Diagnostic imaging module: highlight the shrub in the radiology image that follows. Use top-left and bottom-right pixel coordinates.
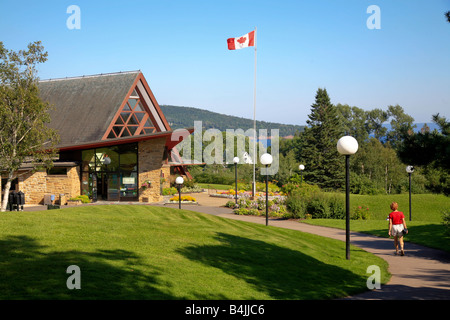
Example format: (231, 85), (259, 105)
(328, 195), (345, 219)
(234, 208), (249, 215)
(248, 208), (260, 216)
(225, 200), (236, 208)
(307, 195), (330, 219)
(351, 205), (370, 220)
(237, 198), (251, 208)
(70, 195), (91, 203)
(285, 194), (307, 219)
(162, 187), (178, 195)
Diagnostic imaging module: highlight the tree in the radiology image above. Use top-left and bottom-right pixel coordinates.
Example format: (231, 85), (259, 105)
(273, 149), (298, 186)
(351, 138), (406, 194)
(299, 88), (344, 189)
(445, 11), (450, 23)
(0, 41), (59, 212)
(386, 104), (415, 150)
(336, 104), (370, 143)
(365, 108), (388, 141)
(397, 114), (450, 194)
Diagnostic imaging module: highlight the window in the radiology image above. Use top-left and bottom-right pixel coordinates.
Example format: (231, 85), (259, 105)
(105, 88), (157, 139)
(81, 143), (138, 201)
(47, 167), (68, 175)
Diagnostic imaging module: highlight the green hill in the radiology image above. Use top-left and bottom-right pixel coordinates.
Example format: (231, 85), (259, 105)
(160, 105), (304, 137)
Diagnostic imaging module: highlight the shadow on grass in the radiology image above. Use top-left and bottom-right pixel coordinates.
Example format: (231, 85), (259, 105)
(0, 235), (174, 299)
(178, 232), (367, 300)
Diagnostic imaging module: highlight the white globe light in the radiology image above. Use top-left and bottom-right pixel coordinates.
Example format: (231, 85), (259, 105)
(175, 176), (184, 185)
(260, 153), (273, 165)
(299, 164), (305, 170)
(337, 136), (359, 155)
(406, 165), (414, 173)
(233, 157), (240, 164)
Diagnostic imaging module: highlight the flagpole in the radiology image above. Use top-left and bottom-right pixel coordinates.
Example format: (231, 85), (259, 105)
(252, 27), (257, 198)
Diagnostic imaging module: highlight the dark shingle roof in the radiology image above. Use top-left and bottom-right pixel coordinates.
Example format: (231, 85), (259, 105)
(38, 71), (139, 147)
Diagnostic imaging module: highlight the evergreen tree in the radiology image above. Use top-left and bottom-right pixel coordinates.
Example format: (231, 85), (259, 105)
(299, 88), (344, 189)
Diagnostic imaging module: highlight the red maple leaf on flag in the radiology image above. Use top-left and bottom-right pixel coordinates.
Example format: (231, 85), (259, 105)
(237, 36), (247, 44)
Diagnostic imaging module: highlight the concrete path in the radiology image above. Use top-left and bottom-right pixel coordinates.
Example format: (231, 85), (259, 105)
(163, 192), (450, 300)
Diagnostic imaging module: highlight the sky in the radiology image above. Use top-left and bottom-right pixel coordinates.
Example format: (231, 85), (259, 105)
(0, 0), (449, 126)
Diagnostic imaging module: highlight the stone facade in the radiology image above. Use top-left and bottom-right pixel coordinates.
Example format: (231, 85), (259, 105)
(18, 166), (81, 205)
(138, 138), (167, 203)
(14, 138), (171, 205)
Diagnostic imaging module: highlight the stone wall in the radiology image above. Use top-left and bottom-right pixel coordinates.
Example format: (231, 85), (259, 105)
(18, 171), (47, 204)
(18, 166), (81, 205)
(138, 138), (166, 203)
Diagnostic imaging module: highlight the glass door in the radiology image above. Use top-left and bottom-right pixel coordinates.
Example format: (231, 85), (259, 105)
(107, 173), (120, 201)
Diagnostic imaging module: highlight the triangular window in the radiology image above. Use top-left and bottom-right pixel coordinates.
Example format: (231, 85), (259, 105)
(104, 86), (160, 139)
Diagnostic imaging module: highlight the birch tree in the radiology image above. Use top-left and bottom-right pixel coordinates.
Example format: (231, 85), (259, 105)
(0, 41), (59, 212)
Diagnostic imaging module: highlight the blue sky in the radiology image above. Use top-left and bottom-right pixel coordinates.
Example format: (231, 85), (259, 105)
(1, 0), (449, 126)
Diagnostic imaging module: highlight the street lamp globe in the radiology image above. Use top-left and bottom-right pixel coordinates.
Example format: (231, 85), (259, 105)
(299, 164), (305, 170)
(406, 165), (414, 173)
(175, 176), (184, 185)
(233, 157), (240, 164)
(337, 136), (359, 155)
(260, 153), (273, 166)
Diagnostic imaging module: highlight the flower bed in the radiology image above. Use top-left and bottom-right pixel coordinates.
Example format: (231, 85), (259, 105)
(225, 196), (289, 218)
(167, 195), (198, 204)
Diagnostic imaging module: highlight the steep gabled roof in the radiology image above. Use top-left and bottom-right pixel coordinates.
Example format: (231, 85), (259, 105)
(38, 71), (171, 148)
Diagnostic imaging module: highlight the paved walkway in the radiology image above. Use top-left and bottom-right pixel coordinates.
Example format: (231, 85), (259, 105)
(162, 192), (450, 300)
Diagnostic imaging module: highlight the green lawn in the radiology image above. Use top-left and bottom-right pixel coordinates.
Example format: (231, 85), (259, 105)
(349, 193), (449, 222)
(0, 205), (389, 300)
(303, 193), (450, 252)
(197, 183), (232, 191)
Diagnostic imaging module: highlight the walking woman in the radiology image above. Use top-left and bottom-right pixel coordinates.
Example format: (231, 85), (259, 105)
(388, 202), (408, 256)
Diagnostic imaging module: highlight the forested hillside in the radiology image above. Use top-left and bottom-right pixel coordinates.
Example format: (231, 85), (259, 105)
(160, 105), (304, 137)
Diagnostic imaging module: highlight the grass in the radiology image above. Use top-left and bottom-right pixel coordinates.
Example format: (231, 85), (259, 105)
(197, 183), (232, 191)
(349, 193), (449, 222)
(0, 205), (389, 300)
(302, 193), (450, 252)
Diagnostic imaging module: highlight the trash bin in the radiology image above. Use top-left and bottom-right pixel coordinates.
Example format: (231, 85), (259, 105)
(17, 191), (25, 211)
(8, 191), (16, 211)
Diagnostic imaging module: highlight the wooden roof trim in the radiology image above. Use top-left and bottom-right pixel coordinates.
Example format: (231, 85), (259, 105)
(101, 72), (141, 140)
(59, 130), (174, 152)
(137, 73), (172, 131)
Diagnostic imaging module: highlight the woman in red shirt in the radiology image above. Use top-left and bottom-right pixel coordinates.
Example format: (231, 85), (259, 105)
(388, 202), (408, 256)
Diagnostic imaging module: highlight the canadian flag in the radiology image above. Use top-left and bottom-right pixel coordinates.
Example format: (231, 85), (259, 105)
(227, 30), (255, 50)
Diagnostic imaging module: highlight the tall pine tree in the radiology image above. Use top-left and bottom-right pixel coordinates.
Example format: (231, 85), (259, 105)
(299, 88), (344, 189)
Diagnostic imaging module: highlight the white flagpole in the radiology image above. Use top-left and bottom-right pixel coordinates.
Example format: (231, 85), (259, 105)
(252, 27), (257, 197)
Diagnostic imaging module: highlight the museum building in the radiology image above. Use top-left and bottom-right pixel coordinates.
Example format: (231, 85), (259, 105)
(12, 71), (192, 205)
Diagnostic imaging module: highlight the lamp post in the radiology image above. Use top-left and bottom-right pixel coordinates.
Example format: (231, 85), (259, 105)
(406, 165), (414, 221)
(175, 176), (184, 210)
(260, 153), (273, 226)
(233, 157), (240, 205)
(337, 136), (359, 260)
(299, 164), (305, 184)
